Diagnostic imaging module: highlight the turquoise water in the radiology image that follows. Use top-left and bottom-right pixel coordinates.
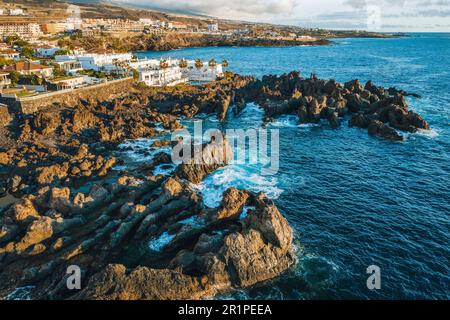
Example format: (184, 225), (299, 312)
(135, 33), (450, 299)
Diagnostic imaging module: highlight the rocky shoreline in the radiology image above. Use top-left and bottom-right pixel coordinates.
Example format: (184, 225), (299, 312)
(0, 72), (429, 300)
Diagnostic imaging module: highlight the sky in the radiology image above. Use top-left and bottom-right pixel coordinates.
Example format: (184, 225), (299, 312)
(115, 0), (450, 32)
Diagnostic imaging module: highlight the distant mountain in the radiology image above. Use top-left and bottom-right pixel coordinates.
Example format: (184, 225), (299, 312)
(60, 0), (209, 18)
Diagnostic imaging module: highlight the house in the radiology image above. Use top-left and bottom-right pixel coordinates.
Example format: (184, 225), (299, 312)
(0, 72), (11, 88)
(4, 61), (53, 78)
(9, 8), (25, 16)
(139, 18), (154, 25)
(137, 59), (187, 87)
(128, 58), (160, 70)
(170, 22), (188, 30)
(208, 23), (219, 32)
(48, 76), (86, 90)
(35, 46), (61, 57)
(0, 49), (20, 60)
(56, 60), (83, 75)
(182, 60), (223, 82)
(55, 53), (133, 72)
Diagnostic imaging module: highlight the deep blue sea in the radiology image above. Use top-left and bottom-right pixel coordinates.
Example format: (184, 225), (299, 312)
(135, 33), (450, 300)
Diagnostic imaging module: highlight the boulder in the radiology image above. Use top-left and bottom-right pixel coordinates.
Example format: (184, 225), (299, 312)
(368, 120), (403, 141)
(212, 188), (250, 220)
(15, 217), (54, 253)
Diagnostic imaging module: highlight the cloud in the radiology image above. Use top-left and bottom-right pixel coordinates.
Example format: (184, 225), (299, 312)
(113, 0), (450, 31)
(118, 0), (299, 20)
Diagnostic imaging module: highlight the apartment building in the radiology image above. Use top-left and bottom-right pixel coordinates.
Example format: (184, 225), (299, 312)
(0, 23), (42, 38)
(55, 53), (133, 72)
(182, 60), (224, 82)
(137, 59), (187, 87)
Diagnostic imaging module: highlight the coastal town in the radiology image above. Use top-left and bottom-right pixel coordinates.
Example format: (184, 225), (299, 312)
(0, 6), (230, 100)
(0, 0), (439, 304)
(0, 0), (345, 114)
(0, 0), (401, 116)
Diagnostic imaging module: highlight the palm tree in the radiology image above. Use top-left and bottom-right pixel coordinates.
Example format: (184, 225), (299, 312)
(160, 59), (169, 69)
(208, 59), (217, 67)
(160, 59), (169, 85)
(208, 59), (218, 81)
(195, 59), (203, 70)
(178, 59), (188, 69)
(112, 58), (119, 73)
(222, 59), (229, 67)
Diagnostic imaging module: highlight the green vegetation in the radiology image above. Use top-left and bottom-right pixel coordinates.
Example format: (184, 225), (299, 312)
(16, 90), (36, 98)
(5, 36), (35, 59)
(0, 57), (14, 68)
(78, 69), (108, 79)
(9, 71), (20, 86)
(50, 62), (67, 78)
(132, 68), (139, 81)
(4, 35), (20, 45)
(53, 49), (70, 56)
(19, 74), (43, 85)
(52, 75), (80, 81)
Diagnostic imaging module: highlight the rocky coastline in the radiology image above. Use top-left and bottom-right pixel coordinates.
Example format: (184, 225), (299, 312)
(0, 71), (429, 300)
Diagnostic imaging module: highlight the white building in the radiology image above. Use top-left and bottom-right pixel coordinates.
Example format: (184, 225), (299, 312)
(49, 76), (86, 90)
(136, 59), (187, 87)
(55, 53), (133, 72)
(208, 23), (219, 32)
(135, 58), (224, 86)
(129, 58), (160, 70)
(0, 72), (11, 88)
(56, 60), (83, 75)
(139, 18), (154, 26)
(182, 60), (224, 82)
(9, 8), (25, 16)
(36, 46), (61, 57)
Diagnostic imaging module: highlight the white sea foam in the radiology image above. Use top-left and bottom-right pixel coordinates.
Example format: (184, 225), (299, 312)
(269, 115), (299, 128)
(403, 128), (440, 140)
(268, 115), (320, 129)
(148, 232), (175, 252)
(416, 128), (439, 138)
(195, 166), (283, 208)
(117, 138), (171, 165)
(5, 286), (35, 300)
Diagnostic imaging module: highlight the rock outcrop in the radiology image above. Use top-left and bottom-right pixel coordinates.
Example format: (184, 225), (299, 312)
(234, 72), (429, 141)
(0, 70), (431, 301)
(0, 172), (294, 300)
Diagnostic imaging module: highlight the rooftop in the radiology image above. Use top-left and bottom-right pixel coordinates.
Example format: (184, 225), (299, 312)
(4, 61), (52, 72)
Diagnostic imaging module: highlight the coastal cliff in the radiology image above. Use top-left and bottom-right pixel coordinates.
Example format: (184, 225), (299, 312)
(0, 72), (429, 300)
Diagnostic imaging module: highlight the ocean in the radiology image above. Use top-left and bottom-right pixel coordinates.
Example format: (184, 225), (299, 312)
(134, 33), (450, 299)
